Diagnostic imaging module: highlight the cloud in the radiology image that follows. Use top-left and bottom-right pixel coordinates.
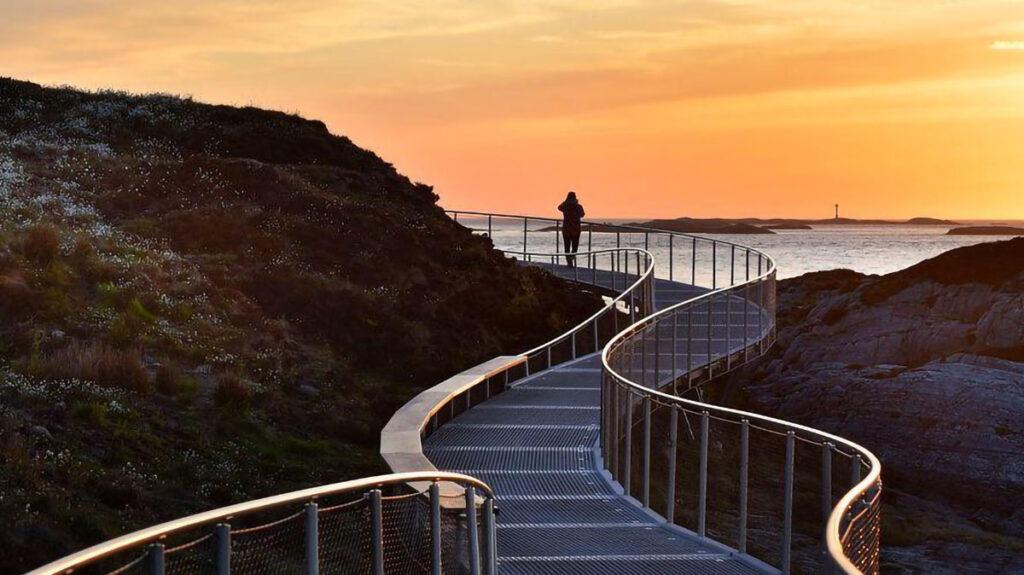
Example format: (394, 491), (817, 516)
(991, 40), (1024, 51)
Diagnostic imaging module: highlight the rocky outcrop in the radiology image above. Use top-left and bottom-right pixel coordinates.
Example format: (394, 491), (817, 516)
(947, 226), (1024, 236)
(741, 239), (1024, 573)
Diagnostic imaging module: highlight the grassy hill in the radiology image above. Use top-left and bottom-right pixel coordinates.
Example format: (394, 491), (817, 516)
(0, 78), (598, 571)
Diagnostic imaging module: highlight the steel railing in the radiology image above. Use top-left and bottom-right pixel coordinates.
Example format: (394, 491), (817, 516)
(24, 472), (498, 575)
(448, 210), (882, 574)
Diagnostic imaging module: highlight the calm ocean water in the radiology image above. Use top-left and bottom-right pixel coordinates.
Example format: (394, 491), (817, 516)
(464, 216), (1022, 280)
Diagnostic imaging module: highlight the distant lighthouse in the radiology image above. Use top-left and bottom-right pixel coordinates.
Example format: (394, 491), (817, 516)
(834, 203), (839, 220)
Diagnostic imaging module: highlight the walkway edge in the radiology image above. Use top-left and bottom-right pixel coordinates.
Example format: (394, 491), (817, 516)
(381, 355), (525, 495)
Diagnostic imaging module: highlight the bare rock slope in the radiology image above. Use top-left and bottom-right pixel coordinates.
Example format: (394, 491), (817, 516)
(742, 239), (1024, 574)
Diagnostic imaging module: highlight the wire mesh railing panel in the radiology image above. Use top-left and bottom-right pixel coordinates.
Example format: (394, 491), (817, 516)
(380, 492), (433, 575)
(230, 510), (306, 575)
(703, 415), (744, 550)
(319, 498), (372, 574)
(437, 491), (483, 575)
(165, 534), (217, 575)
(103, 553), (148, 575)
(667, 407), (703, 534)
(739, 426), (788, 568)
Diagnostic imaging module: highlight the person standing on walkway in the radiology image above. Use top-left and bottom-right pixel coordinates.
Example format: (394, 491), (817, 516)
(557, 191), (585, 267)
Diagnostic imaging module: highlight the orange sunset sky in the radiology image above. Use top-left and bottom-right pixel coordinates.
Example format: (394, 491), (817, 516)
(2, 1), (1023, 219)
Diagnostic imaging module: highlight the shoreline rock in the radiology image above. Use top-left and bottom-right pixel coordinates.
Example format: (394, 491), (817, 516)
(947, 226), (1024, 236)
(739, 239), (1024, 573)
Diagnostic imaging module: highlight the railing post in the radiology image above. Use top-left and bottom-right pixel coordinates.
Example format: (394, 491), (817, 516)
(731, 245), (735, 286)
(522, 217), (528, 254)
(707, 294), (714, 379)
(600, 371), (608, 462)
(822, 442), (834, 572)
(671, 311), (679, 387)
(487, 214), (493, 238)
(669, 234), (674, 281)
(216, 523), (231, 575)
(782, 432), (795, 575)
(666, 406), (678, 523)
(686, 305), (694, 378)
(571, 332), (577, 359)
(640, 323), (648, 386)
(654, 318), (661, 388)
(612, 383), (621, 476)
(370, 489), (385, 575)
(698, 411), (709, 538)
(147, 543), (165, 575)
(465, 487), (481, 575)
(739, 419), (749, 554)
(744, 281), (750, 362)
(642, 396), (652, 508)
(758, 273), (764, 343)
(629, 291), (635, 325)
(691, 237), (697, 285)
(431, 483), (443, 575)
(484, 497), (498, 575)
(611, 252), (617, 292)
(555, 220), (561, 255)
(726, 290), (732, 370)
(306, 502), (319, 575)
(851, 454), (862, 486)
(712, 242), (717, 289)
(624, 391), (633, 496)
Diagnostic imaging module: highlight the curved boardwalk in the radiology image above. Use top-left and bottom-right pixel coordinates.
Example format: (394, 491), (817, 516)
(425, 267), (768, 575)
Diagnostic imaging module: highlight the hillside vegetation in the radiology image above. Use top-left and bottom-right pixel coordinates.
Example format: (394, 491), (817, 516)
(0, 78), (598, 571)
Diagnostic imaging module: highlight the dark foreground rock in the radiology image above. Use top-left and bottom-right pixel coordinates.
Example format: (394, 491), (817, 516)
(740, 239), (1024, 574)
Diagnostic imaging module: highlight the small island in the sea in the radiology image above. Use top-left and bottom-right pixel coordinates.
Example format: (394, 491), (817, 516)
(947, 226), (1024, 236)
(540, 216), (960, 234)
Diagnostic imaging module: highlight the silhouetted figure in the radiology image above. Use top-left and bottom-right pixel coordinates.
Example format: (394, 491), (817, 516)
(558, 191), (585, 267)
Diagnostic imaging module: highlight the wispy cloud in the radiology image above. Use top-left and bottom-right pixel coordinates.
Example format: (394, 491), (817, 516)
(991, 40), (1024, 50)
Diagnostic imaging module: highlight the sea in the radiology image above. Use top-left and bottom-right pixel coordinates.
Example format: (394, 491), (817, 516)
(463, 216), (1023, 280)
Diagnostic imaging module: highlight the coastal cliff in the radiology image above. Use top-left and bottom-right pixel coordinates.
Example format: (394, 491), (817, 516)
(0, 78), (599, 571)
(741, 239), (1024, 573)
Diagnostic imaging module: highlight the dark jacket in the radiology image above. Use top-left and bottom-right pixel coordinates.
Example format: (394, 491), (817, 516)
(558, 200), (585, 235)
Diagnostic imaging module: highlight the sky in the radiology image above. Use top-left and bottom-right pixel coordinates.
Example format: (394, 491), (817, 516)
(1, 0), (1023, 219)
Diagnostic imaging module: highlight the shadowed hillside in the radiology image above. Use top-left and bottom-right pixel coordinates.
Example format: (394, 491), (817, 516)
(0, 78), (599, 571)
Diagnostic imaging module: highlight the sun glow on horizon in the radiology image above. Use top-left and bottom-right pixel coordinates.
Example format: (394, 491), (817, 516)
(2, 1), (1022, 219)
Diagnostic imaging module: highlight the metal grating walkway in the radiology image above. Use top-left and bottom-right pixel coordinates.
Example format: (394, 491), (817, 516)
(424, 265), (768, 574)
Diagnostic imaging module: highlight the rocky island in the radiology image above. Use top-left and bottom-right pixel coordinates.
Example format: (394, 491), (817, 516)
(947, 226), (1024, 236)
(738, 238), (1024, 573)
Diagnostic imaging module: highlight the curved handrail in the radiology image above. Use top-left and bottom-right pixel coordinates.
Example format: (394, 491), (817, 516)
(451, 209), (881, 574)
(380, 244), (657, 476)
(25, 471), (495, 575)
(516, 248), (656, 368)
